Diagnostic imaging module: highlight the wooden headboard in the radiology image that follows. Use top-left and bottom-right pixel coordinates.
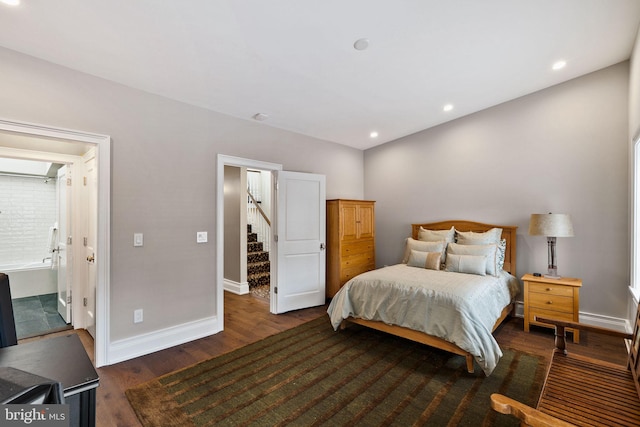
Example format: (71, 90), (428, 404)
(411, 220), (518, 276)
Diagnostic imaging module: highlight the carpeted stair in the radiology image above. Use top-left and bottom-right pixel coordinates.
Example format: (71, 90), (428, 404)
(248, 225), (270, 298)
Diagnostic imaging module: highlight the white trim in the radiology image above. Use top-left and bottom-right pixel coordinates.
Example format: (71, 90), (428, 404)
(513, 301), (630, 333)
(0, 119), (109, 145)
(0, 118), (111, 368)
(224, 279), (249, 295)
(514, 301), (524, 318)
(630, 285), (640, 305)
(578, 310), (631, 333)
(217, 155), (282, 332)
(0, 146), (81, 164)
(107, 316), (220, 365)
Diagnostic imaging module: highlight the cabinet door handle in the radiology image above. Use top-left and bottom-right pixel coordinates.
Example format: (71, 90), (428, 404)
(546, 288), (553, 291)
(546, 301), (553, 305)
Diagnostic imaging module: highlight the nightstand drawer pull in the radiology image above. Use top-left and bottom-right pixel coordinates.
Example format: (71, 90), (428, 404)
(547, 301), (553, 304)
(546, 287), (552, 291)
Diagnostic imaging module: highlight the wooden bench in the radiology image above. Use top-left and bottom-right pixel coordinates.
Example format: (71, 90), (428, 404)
(491, 305), (640, 427)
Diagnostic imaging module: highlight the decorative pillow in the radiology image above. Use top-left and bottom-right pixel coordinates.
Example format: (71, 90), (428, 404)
(455, 228), (507, 272)
(447, 242), (499, 276)
(445, 254), (487, 276)
(402, 238), (445, 264)
(407, 250), (441, 270)
(418, 226), (455, 244)
(455, 227), (502, 245)
(496, 239), (507, 271)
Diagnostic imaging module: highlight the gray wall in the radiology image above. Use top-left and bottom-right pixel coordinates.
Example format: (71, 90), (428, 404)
(364, 62), (630, 320)
(0, 46), (364, 342)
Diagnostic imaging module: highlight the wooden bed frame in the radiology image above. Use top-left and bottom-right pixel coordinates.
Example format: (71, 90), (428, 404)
(340, 220), (518, 374)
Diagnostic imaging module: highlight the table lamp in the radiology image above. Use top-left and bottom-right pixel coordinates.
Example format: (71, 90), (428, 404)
(528, 213), (574, 279)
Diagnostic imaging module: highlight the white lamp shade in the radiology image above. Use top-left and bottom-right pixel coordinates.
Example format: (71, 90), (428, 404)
(528, 213), (574, 237)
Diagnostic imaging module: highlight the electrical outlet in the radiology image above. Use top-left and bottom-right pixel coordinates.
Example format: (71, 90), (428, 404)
(196, 231), (208, 243)
(134, 309), (143, 323)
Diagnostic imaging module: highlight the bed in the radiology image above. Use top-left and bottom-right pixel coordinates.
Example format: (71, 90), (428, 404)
(327, 220), (518, 376)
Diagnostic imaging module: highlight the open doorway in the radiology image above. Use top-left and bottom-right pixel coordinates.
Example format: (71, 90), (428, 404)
(0, 158), (72, 338)
(223, 165), (273, 301)
(0, 118), (111, 368)
(218, 155), (282, 328)
(217, 154), (326, 320)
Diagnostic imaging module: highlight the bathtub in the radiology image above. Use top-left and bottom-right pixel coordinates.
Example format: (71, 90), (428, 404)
(0, 261), (57, 299)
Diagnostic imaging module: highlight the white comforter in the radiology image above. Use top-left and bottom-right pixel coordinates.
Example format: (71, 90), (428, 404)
(327, 264), (519, 375)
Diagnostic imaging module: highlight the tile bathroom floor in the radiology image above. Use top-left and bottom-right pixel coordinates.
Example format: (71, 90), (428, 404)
(12, 293), (70, 339)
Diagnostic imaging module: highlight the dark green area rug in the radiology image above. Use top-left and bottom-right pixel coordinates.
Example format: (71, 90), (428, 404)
(126, 317), (544, 426)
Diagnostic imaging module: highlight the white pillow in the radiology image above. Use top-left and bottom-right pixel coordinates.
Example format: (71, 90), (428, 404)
(402, 238), (445, 264)
(445, 254), (487, 276)
(407, 250), (441, 270)
(418, 226), (455, 244)
(455, 227), (502, 245)
(447, 242), (499, 276)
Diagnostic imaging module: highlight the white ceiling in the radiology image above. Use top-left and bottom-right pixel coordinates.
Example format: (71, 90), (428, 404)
(0, 0), (639, 150)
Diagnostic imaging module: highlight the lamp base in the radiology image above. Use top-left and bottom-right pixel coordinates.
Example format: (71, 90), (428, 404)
(545, 266), (560, 279)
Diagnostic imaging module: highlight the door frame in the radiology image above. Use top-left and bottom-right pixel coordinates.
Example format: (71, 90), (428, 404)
(216, 155), (282, 328)
(0, 118), (111, 368)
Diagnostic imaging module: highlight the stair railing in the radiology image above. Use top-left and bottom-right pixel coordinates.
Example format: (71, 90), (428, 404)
(247, 189), (271, 252)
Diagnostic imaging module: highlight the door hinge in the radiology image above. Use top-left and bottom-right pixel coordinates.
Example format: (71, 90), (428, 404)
(67, 296), (72, 304)
(83, 237), (88, 247)
(274, 235), (278, 242)
(66, 178), (72, 186)
(67, 236), (72, 245)
(83, 176), (87, 186)
(274, 287), (277, 294)
(83, 297), (88, 307)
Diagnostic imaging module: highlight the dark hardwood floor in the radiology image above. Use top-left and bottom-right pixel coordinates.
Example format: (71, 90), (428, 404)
(21, 293), (629, 426)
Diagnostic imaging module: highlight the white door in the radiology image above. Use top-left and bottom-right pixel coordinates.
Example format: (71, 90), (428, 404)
(271, 171), (326, 314)
(84, 152), (97, 338)
(56, 165), (72, 323)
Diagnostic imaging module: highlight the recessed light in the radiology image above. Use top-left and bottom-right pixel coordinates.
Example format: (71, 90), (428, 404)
(0, 0), (20, 5)
(252, 113), (269, 121)
(552, 60), (566, 70)
(443, 104), (454, 112)
(369, 131), (379, 138)
(354, 38), (370, 51)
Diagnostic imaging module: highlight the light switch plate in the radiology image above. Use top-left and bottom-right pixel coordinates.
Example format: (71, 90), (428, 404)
(196, 231), (208, 243)
(134, 233), (143, 247)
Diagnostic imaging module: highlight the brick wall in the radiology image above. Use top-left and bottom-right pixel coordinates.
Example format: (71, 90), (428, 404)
(0, 175), (57, 266)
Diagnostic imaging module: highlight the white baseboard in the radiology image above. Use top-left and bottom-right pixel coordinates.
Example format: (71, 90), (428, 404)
(512, 301), (630, 333)
(224, 279), (249, 295)
(107, 316), (220, 365)
(577, 310), (631, 333)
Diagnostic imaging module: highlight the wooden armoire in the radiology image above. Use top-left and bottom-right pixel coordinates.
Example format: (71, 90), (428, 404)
(326, 199), (375, 298)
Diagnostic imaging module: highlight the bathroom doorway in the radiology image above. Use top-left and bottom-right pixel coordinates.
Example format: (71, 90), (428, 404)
(0, 119), (110, 368)
(0, 157), (72, 338)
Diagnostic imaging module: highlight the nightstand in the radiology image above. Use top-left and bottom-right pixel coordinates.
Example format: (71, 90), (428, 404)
(522, 274), (582, 343)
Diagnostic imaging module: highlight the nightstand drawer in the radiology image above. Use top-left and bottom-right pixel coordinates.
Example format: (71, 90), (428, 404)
(528, 292), (574, 313)
(528, 307), (575, 324)
(528, 282), (575, 297)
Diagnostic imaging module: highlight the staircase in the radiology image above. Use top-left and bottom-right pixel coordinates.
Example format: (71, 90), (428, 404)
(247, 224), (270, 292)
